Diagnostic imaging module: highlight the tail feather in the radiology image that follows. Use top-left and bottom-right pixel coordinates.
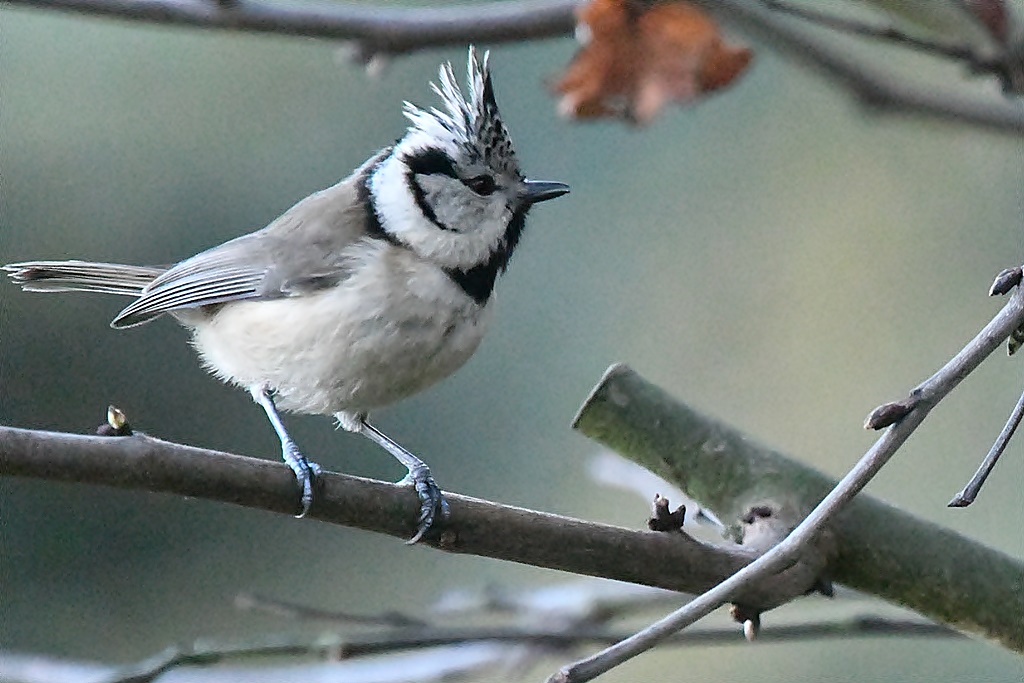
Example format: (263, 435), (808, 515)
(3, 260), (164, 297)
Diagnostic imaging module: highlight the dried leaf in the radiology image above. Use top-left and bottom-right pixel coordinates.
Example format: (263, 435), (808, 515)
(554, 0), (753, 124)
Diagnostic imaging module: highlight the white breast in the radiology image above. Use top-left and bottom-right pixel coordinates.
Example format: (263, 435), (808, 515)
(190, 240), (492, 416)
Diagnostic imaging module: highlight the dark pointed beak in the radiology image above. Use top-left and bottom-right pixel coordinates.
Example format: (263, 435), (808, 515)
(522, 179), (570, 205)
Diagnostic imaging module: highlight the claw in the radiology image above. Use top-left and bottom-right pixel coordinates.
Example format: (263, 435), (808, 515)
(403, 465), (450, 544)
(283, 442), (321, 518)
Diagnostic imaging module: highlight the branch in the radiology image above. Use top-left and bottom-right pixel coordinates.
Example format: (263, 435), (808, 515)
(4, 0), (1022, 131)
(0, 617), (961, 683)
(694, 0), (1024, 133)
(0, 0), (577, 55)
(559, 287), (1024, 680)
(759, 0), (984, 64)
(0, 425), (776, 600)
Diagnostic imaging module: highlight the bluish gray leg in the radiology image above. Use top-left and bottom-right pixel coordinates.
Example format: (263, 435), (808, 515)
(250, 386), (321, 518)
(357, 418), (450, 543)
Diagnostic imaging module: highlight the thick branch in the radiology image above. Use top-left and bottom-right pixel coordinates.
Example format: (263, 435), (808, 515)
(573, 360), (1024, 653)
(0, 425), (764, 598)
(553, 286), (1024, 680)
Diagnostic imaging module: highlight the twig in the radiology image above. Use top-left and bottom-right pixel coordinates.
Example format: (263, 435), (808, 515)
(758, 0), (1024, 94)
(557, 287), (1024, 682)
(948, 266), (1024, 506)
(0, 616), (961, 683)
(948, 383), (1024, 507)
(691, 0), (1024, 131)
(760, 0), (980, 63)
(3, 0), (1022, 129)
(575, 371), (1024, 647)
(0, 0), (577, 55)
(235, 593), (429, 628)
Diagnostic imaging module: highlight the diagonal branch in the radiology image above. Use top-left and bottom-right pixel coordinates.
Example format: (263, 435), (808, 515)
(557, 285), (1024, 681)
(691, 0), (1024, 132)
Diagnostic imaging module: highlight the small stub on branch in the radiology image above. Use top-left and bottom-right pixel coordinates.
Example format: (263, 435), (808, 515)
(97, 405), (132, 437)
(647, 493), (686, 531)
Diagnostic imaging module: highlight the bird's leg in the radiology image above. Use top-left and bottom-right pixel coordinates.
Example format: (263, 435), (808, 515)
(250, 385), (321, 518)
(354, 417), (450, 543)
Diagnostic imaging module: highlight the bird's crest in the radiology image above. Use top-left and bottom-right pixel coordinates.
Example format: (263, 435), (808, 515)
(403, 47), (520, 177)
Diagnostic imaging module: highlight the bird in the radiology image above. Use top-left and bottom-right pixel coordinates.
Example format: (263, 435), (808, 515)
(3, 47), (569, 542)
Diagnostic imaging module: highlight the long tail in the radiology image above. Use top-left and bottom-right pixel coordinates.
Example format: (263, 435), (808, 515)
(3, 260), (165, 297)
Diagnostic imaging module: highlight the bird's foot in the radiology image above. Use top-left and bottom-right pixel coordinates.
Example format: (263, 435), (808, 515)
(282, 441), (322, 518)
(399, 464), (450, 544)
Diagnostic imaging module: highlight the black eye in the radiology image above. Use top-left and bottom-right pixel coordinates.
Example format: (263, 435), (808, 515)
(465, 175), (496, 196)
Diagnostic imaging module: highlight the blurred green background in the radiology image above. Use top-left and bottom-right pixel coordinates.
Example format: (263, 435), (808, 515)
(1, 2), (1022, 681)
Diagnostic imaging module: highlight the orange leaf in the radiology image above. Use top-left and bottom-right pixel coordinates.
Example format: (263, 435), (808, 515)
(553, 0), (753, 124)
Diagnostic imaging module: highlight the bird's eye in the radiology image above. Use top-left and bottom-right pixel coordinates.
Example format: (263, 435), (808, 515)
(465, 175), (496, 196)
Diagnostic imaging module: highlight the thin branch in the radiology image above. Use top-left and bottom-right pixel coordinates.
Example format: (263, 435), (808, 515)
(3, 0), (1022, 130)
(947, 266), (1024, 506)
(559, 287), (1024, 681)
(235, 593), (429, 628)
(0, 617), (961, 683)
(759, 0), (981, 63)
(0, 0), (577, 54)
(692, 0), (1024, 131)
(0, 425), (769, 599)
(948, 382), (1024, 506)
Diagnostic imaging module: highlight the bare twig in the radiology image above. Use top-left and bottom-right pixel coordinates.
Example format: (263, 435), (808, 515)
(0, 0), (577, 55)
(760, 0), (980, 63)
(0, 616), (961, 683)
(575, 371), (1024, 648)
(555, 287), (1024, 682)
(235, 593), (430, 628)
(2, 0), (1021, 129)
(24, 641), (509, 683)
(757, 0), (1024, 94)
(948, 265), (1024, 506)
(692, 0), (1024, 130)
(948, 382), (1024, 507)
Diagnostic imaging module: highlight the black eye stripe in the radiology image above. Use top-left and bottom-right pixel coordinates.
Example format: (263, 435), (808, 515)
(405, 149), (499, 196)
(405, 149), (459, 179)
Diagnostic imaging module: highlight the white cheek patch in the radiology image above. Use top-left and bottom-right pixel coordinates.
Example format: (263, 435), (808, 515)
(370, 148), (511, 272)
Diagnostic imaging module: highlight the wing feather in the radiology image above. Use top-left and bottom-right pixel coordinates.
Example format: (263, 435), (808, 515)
(111, 162), (377, 329)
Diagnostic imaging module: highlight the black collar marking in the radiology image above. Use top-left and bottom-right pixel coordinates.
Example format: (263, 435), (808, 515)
(444, 207), (528, 305)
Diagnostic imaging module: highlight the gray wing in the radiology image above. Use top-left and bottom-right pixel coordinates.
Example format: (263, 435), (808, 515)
(112, 167), (374, 329)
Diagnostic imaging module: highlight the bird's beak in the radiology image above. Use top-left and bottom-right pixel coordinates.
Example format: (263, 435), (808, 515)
(521, 180), (570, 205)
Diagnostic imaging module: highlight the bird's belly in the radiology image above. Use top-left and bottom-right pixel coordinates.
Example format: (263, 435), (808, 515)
(191, 278), (490, 416)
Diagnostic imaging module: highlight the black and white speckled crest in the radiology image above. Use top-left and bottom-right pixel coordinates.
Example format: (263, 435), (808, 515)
(402, 47), (521, 178)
